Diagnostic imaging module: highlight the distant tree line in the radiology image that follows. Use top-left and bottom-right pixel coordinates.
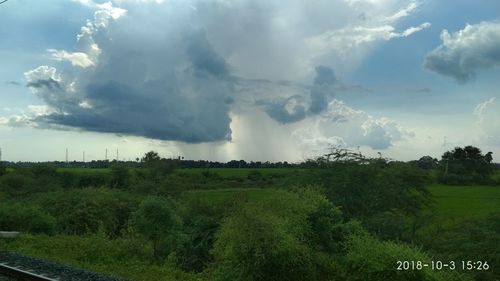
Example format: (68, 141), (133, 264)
(1, 157), (298, 169)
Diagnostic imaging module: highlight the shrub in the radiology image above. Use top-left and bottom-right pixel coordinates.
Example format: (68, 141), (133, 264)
(211, 204), (316, 281)
(110, 165), (131, 188)
(210, 188), (359, 281)
(177, 198), (226, 272)
(0, 205), (55, 234)
(35, 189), (139, 237)
(246, 170), (263, 181)
(0, 162), (6, 177)
(0, 173), (35, 197)
(342, 233), (472, 281)
(131, 196), (184, 260)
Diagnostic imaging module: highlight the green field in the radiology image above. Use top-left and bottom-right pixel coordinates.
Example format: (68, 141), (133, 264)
(427, 184), (500, 221)
(184, 184), (500, 222)
(177, 168), (302, 178)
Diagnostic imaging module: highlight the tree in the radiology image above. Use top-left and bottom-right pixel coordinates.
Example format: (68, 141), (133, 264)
(131, 197), (183, 260)
(141, 151), (161, 164)
(417, 156), (438, 170)
(0, 162), (6, 177)
(440, 146), (494, 184)
(140, 151), (177, 179)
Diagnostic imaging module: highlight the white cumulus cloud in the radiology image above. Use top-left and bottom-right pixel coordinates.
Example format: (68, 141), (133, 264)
(424, 21), (500, 82)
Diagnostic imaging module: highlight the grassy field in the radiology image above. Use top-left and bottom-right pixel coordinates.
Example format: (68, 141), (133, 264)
(184, 184), (500, 222)
(492, 169), (500, 181)
(427, 184), (500, 221)
(177, 168), (302, 178)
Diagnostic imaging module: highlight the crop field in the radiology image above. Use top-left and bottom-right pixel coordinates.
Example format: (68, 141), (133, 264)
(427, 184), (500, 221)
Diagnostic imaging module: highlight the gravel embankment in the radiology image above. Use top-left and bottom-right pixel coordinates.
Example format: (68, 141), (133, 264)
(0, 251), (129, 281)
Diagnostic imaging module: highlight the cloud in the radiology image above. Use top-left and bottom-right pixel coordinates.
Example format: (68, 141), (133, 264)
(474, 97), (500, 146)
(48, 49), (95, 68)
(424, 21), (500, 82)
(258, 95), (307, 124)
(20, 4), (234, 143)
(8, 0), (423, 145)
(306, 1), (430, 61)
(309, 65), (337, 114)
(5, 81), (20, 86)
(308, 22), (431, 53)
(256, 65), (338, 123)
(293, 100), (414, 150)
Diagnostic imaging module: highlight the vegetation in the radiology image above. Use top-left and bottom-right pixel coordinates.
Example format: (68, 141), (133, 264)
(0, 147), (499, 281)
(438, 146), (494, 185)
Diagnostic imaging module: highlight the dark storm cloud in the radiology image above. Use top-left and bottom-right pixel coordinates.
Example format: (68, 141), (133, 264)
(309, 65), (337, 114)
(186, 30), (231, 79)
(26, 6), (235, 143)
(257, 65), (337, 123)
(258, 95), (307, 124)
(424, 22), (500, 83)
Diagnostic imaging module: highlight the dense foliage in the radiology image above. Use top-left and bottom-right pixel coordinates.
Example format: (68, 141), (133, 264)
(438, 146), (494, 185)
(0, 149), (498, 281)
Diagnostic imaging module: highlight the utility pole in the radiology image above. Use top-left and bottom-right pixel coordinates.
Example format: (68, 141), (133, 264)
(83, 151), (85, 162)
(65, 148), (68, 163)
(116, 149), (119, 161)
(0, 147), (2, 162)
(105, 148), (108, 161)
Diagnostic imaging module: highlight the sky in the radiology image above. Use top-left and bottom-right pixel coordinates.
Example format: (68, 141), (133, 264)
(0, 0), (499, 162)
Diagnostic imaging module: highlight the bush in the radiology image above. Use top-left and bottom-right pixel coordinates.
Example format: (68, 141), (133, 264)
(211, 203), (316, 281)
(76, 173), (111, 188)
(177, 198), (226, 272)
(342, 233), (472, 281)
(0, 163), (6, 176)
(246, 170), (263, 181)
(0, 205), (55, 234)
(422, 213), (500, 281)
(131, 196), (184, 260)
(110, 165), (131, 188)
(35, 189), (139, 237)
(210, 188), (359, 281)
(317, 162), (430, 219)
(0, 173), (35, 197)
(57, 200), (103, 235)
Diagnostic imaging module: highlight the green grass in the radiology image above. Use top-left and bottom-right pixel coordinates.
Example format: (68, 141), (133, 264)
(492, 169), (500, 181)
(428, 184), (500, 221)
